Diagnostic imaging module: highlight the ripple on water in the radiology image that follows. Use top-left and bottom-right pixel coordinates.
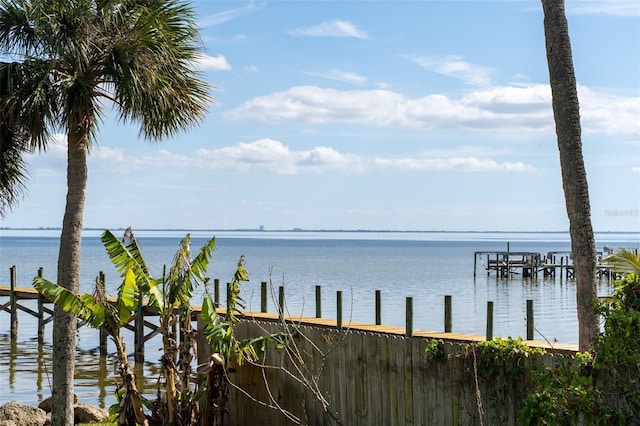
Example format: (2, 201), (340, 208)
(0, 326), (162, 409)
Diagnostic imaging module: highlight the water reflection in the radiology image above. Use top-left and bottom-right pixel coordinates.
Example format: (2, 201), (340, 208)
(0, 334), (161, 408)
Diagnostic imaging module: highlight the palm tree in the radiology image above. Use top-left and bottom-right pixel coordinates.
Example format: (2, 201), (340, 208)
(540, 0), (598, 352)
(0, 1), (210, 423)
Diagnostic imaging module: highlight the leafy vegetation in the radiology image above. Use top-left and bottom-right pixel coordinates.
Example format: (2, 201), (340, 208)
(33, 228), (279, 425)
(475, 337), (546, 380)
(1, 1), (210, 420)
(34, 235), (151, 425)
(604, 248), (640, 275)
(519, 271), (640, 424)
(424, 338), (445, 362)
(197, 257), (281, 426)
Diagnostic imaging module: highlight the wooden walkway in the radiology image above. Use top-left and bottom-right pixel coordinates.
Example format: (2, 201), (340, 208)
(1, 283), (578, 358)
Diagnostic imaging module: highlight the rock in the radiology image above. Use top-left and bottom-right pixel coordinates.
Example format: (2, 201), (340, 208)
(38, 394), (79, 413)
(0, 401), (47, 426)
(0, 420), (18, 426)
(74, 403), (109, 424)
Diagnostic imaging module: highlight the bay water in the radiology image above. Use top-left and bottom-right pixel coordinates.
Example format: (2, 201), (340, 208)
(1, 229), (638, 408)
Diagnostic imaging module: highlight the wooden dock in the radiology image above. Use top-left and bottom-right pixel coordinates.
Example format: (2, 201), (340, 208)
(1, 265), (579, 360)
(473, 244), (617, 280)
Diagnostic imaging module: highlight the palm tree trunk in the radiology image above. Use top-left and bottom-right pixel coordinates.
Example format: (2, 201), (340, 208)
(541, 0), (598, 351)
(52, 127), (88, 425)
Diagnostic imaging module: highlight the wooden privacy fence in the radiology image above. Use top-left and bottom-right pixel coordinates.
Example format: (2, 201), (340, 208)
(2, 265), (582, 425)
(229, 320), (560, 426)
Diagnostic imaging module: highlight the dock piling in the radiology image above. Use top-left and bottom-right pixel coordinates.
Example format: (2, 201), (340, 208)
(261, 281), (268, 313)
(214, 278), (220, 307)
(98, 271), (108, 356)
(315, 285), (322, 318)
(278, 286), (285, 319)
(375, 290), (381, 326)
(336, 291), (343, 330)
(406, 297), (413, 337)
(37, 268), (45, 344)
(444, 295), (452, 333)
(10, 265), (17, 339)
(526, 299), (534, 340)
(486, 301), (494, 341)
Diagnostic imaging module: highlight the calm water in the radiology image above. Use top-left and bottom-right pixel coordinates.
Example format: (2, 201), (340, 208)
(1, 229), (638, 407)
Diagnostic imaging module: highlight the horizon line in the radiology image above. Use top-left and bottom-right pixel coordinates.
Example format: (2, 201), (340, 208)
(1, 227), (639, 234)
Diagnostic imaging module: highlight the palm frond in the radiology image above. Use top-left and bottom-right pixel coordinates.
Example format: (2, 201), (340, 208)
(115, 268), (140, 327)
(604, 248), (640, 275)
(120, 227), (151, 277)
(33, 276), (106, 328)
(190, 236), (216, 282)
(102, 228), (165, 312)
(102, 229), (149, 279)
(166, 233), (194, 307)
(200, 293), (226, 341)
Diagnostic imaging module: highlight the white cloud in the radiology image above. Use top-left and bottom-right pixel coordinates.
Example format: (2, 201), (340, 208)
(577, 85), (640, 135)
(198, 2), (266, 28)
(193, 139), (360, 174)
(194, 54), (232, 71)
(189, 139), (533, 174)
(303, 69), (367, 84)
(55, 138), (532, 176)
(567, 0), (640, 16)
(407, 54), (493, 86)
(289, 20), (369, 39)
(223, 84), (640, 135)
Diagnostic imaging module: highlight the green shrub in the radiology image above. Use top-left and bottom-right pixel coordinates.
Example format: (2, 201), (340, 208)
(519, 273), (640, 425)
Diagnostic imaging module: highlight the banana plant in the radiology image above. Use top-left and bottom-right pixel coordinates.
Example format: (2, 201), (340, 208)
(33, 245), (150, 425)
(101, 228), (216, 424)
(154, 232), (216, 424)
(197, 256), (281, 426)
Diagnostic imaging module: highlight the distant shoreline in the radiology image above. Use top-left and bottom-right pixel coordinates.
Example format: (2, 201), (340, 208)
(1, 227), (638, 235)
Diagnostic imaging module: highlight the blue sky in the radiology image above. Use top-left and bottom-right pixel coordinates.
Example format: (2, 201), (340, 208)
(3, 0), (639, 232)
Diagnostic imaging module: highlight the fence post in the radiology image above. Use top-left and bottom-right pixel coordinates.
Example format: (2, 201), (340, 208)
(486, 301), (494, 341)
(37, 267), (45, 344)
(261, 281), (268, 313)
(214, 278), (220, 307)
(278, 286), (285, 319)
(99, 271), (108, 356)
(406, 297), (413, 337)
(10, 265), (17, 339)
(134, 295), (145, 363)
(336, 291), (343, 330)
(526, 299), (534, 340)
(444, 295), (452, 333)
(315, 285), (322, 318)
(375, 290), (381, 325)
